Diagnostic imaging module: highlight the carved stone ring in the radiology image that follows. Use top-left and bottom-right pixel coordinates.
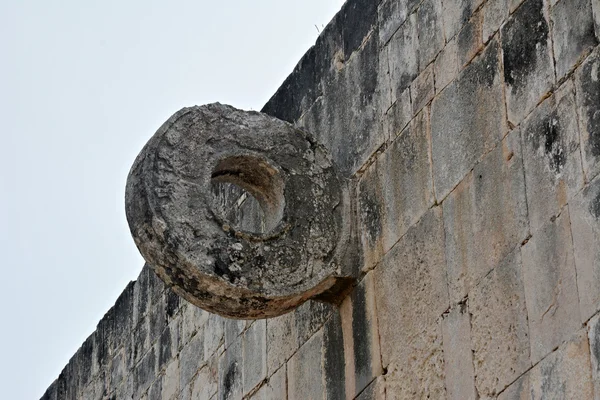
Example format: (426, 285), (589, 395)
(126, 103), (352, 318)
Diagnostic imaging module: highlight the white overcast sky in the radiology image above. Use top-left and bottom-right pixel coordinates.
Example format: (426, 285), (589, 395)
(0, 1), (344, 398)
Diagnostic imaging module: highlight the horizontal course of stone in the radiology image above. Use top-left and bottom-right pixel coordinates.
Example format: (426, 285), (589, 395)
(43, 0), (600, 398)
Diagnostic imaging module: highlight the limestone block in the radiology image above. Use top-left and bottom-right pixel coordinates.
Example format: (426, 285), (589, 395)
(204, 313), (224, 359)
(441, 0), (473, 40)
(158, 320), (180, 371)
(340, 273), (383, 399)
(431, 40), (507, 200)
(497, 373), (530, 400)
(411, 63), (434, 114)
(252, 365), (286, 400)
(322, 310), (346, 400)
(218, 338), (243, 400)
(242, 320), (267, 396)
(374, 207), (449, 367)
(520, 81), (584, 232)
(551, 0), (598, 81)
(180, 331), (205, 389)
(287, 330), (324, 400)
(521, 209), (581, 363)
(443, 131), (528, 301)
(161, 360), (180, 400)
(571, 175), (600, 321)
(510, 0), (526, 12)
(529, 331), (594, 399)
(266, 311), (296, 375)
(417, 0), (445, 68)
(378, 0), (414, 46)
(126, 103), (351, 319)
(181, 303), (209, 346)
(434, 37), (459, 92)
(457, 10), (484, 69)
(575, 47), (600, 182)
(384, 320), (446, 400)
(502, 0), (554, 125)
(191, 361), (218, 400)
(134, 347), (157, 399)
(109, 350), (125, 390)
(483, 0), (509, 43)
(357, 157), (385, 271)
(383, 87), (411, 139)
(294, 300), (334, 346)
(589, 313), (600, 400)
(442, 303), (477, 400)
(470, 250), (531, 397)
(224, 318), (245, 351)
(355, 376), (386, 400)
(388, 13), (419, 101)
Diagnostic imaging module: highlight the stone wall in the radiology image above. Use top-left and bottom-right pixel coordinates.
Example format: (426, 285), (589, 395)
(42, 0), (600, 398)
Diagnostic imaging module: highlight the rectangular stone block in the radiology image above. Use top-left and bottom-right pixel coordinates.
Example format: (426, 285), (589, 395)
(384, 319), (446, 399)
(442, 303), (477, 400)
(417, 0), (445, 68)
(443, 130), (528, 301)
(498, 373), (530, 400)
(483, 0), (509, 44)
(204, 313), (224, 359)
(411, 63), (434, 114)
(589, 313), (600, 400)
(161, 360), (180, 400)
(431, 39), (507, 200)
(388, 13), (419, 102)
(134, 347), (157, 399)
(191, 359), (218, 400)
(252, 365), (286, 400)
(180, 330), (205, 390)
(340, 273), (383, 399)
(374, 207), (449, 367)
(501, 0), (554, 125)
(322, 310), (346, 400)
(378, 0), (415, 46)
(218, 338), (242, 400)
(355, 376), (386, 400)
(266, 311), (296, 376)
(383, 86), (411, 139)
(521, 209), (581, 363)
(441, 0), (473, 40)
(551, 0), (598, 81)
(520, 81), (584, 232)
(242, 320), (267, 396)
(529, 331), (594, 399)
(457, 10), (484, 69)
(571, 174), (600, 322)
(434, 37), (459, 92)
(575, 47), (600, 182)
(287, 330), (324, 400)
(470, 249), (531, 397)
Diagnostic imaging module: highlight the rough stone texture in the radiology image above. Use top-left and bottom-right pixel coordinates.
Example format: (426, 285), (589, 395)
(126, 103), (351, 319)
(443, 130), (528, 302)
(522, 210), (582, 364)
(502, 0), (555, 125)
(442, 303), (477, 400)
(470, 249), (531, 398)
(44, 1), (600, 399)
(375, 207), (448, 366)
(431, 39), (507, 200)
(589, 313), (600, 400)
(571, 174), (600, 322)
(575, 47), (600, 182)
(521, 81), (584, 232)
(551, 0), (598, 81)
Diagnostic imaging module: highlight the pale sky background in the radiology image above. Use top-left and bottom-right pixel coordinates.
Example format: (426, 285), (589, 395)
(0, 1), (345, 398)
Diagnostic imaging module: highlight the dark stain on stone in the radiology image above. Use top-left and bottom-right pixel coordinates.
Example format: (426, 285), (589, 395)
(530, 110), (566, 174)
(323, 311), (346, 400)
(165, 289), (180, 319)
(158, 326), (172, 369)
(352, 283), (372, 392)
(579, 55), (600, 158)
(591, 321), (600, 369)
(359, 178), (383, 246)
(466, 40), (498, 88)
(501, 0), (549, 89)
(590, 187), (600, 220)
(223, 363), (237, 399)
(540, 357), (566, 398)
(342, 0), (377, 58)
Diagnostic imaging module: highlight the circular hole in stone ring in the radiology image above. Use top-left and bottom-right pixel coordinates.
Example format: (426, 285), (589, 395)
(210, 155), (285, 235)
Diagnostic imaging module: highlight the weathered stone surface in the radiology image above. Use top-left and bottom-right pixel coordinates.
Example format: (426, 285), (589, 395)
(589, 313), (600, 400)
(359, 108), (435, 270)
(340, 273), (383, 399)
(497, 373), (530, 400)
(434, 37), (459, 92)
(551, 0), (598, 81)
(575, 47), (600, 182)
(417, 0), (445, 68)
(384, 320), (446, 400)
(218, 338), (243, 400)
(322, 310), (346, 400)
(529, 331), (594, 399)
(383, 86), (411, 139)
(162, 360), (180, 400)
(287, 330), (324, 400)
(378, 0), (417, 46)
(242, 320), (267, 396)
(483, 0), (509, 43)
(355, 376), (386, 400)
(443, 130), (528, 301)
(180, 330), (205, 389)
(502, 0), (554, 125)
(442, 303), (477, 400)
(521, 209), (581, 363)
(252, 365), (286, 400)
(520, 81), (584, 232)
(411, 63), (435, 114)
(594, 0), (600, 39)
(457, 10), (484, 69)
(375, 207), (448, 366)
(266, 311), (296, 375)
(441, 0), (473, 40)
(191, 359), (218, 400)
(127, 103), (351, 319)
(470, 250), (531, 397)
(570, 174), (600, 322)
(431, 39), (507, 200)
(387, 13), (419, 101)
